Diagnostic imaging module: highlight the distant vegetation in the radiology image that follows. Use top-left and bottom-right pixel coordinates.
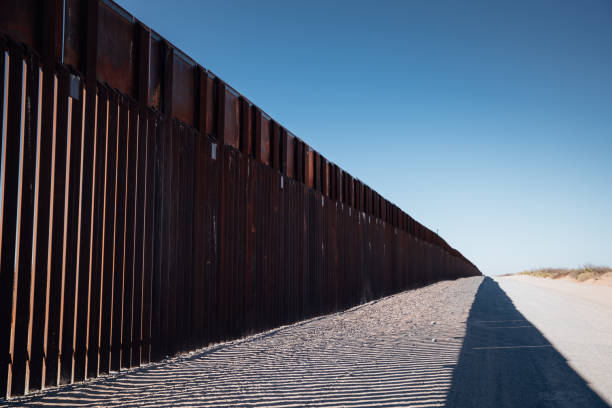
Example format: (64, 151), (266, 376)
(511, 265), (612, 282)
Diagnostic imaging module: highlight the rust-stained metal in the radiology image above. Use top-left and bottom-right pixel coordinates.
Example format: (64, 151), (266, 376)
(0, 1), (480, 399)
(306, 147), (314, 188)
(285, 130), (295, 179)
(96, 0), (136, 96)
(171, 55), (196, 127)
(239, 97), (253, 156)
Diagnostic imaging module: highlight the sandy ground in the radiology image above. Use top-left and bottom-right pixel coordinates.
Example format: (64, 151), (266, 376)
(5, 277), (482, 407)
(497, 275), (612, 405)
(6, 275), (610, 407)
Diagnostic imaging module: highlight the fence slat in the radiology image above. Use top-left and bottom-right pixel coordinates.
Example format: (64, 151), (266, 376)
(0, 41), (26, 398)
(121, 102), (138, 369)
(140, 112), (157, 364)
(86, 84), (108, 379)
(58, 74), (84, 386)
(73, 74), (98, 383)
(28, 59), (57, 394)
(98, 87), (118, 375)
(44, 65), (72, 389)
(10, 51), (41, 397)
(130, 109), (147, 367)
(0, 38), (7, 398)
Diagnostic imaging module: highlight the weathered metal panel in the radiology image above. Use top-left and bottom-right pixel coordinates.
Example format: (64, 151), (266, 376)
(148, 36), (162, 110)
(171, 55), (195, 127)
(314, 152), (321, 192)
(321, 157), (329, 197)
(279, 128), (287, 175)
(285, 131), (295, 179)
(295, 139), (303, 183)
(96, 0), (136, 96)
(222, 85), (240, 149)
(306, 146), (314, 188)
(271, 121), (280, 172)
(0, 1), (40, 54)
(204, 74), (216, 138)
(255, 109), (271, 165)
(240, 98), (253, 156)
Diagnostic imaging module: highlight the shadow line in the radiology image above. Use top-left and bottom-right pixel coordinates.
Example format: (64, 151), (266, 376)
(446, 277), (609, 408)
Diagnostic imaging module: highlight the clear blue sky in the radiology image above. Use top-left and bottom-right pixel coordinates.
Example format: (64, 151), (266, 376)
(117, 0), (612, 275)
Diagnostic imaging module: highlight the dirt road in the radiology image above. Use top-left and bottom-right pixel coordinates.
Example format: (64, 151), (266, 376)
(446, 277), (609, 408)
(496, 275), (612, 405)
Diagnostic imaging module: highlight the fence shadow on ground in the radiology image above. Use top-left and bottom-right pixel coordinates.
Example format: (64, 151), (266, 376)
(9, 277), (604, 407)
(446, 277), (609, 408)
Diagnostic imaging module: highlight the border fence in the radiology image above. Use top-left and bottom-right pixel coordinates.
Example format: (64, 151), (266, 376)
(0, 0), (480, 398)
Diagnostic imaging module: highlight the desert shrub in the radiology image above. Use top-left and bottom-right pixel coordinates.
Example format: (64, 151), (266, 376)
(576, 271), (597, 282)
(515, 265), (611, 282)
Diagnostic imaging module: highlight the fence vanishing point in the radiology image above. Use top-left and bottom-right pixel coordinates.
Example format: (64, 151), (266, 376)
(0, 0), (480, 399)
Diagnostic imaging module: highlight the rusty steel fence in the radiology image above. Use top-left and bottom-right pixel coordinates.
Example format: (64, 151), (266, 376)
(0, 0), (480, 398)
